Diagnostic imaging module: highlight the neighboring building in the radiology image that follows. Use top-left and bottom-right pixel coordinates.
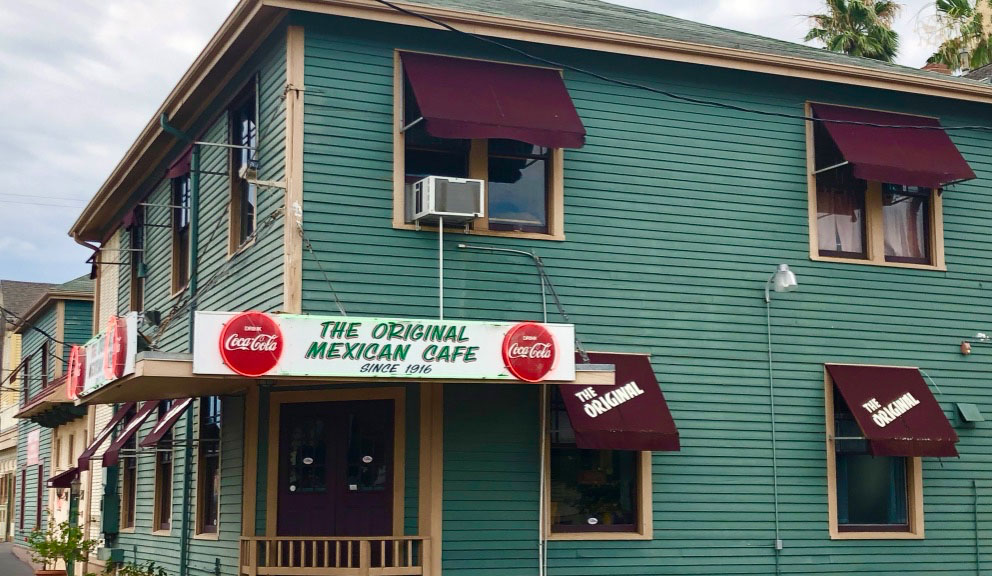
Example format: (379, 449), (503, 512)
(10, 276), (93, 570)
(64, 1), (992, 576)
(0, 280), (53, 540)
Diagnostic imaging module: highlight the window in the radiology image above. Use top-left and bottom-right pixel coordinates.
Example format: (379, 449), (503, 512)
(172, 175), (191, 293)
(807, 104), (945, 269)
(130, 205), (145, 311)
(35, 464), (42, 529)
(547, 388), (651, 539)
(229, 79), (258, 251)
(121, 405), (138, 530)
(196, 396), (222, 535)
(18, 469), (24, 530)
(825, 374), (923, 539)
(40, 342), (48, 387)
(153, 400), (174, 532)
(394, 53), (566, 239)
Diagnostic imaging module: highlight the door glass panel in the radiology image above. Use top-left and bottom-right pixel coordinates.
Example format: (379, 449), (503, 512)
(288, 417), (326, 493)
(346, 413), (388, 492)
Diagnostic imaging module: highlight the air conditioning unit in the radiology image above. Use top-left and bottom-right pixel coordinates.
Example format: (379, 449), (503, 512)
(410, 176), (484, 225)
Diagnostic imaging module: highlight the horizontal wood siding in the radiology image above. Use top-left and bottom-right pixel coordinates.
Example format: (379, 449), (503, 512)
(299, 13), (992, 575)
(113, 396), (244, 575)
(62, 300), (92, 363)
(443, 384), (540, 575)
(112, 29), (287, 571)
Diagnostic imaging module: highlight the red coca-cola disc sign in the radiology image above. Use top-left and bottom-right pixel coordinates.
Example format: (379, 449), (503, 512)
(219, 312), (283, 377)
(502, 322), (557, 382)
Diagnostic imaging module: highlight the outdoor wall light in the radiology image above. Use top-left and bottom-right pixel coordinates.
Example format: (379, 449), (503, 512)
(764, 264), (798, 303)
(960, 332), (992, 355)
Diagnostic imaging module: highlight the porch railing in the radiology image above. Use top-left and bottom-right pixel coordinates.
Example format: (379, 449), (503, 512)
(239, 536), (429, 576)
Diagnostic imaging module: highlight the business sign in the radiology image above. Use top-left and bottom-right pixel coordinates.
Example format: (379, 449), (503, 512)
(76, 313), (139, 397)
(26, 430), (40, 466)
(194, 311), (576, 382)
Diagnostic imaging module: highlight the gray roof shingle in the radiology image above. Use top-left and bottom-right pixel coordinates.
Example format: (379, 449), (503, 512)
(406, 0), (989, 87)
(0, 280), (54, 328)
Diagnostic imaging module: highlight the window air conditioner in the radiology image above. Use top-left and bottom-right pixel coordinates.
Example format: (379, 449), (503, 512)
(410, 176), (485, 225)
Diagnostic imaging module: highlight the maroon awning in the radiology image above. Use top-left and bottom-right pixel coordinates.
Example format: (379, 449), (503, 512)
(102, 401), (157, 467)
(826, 364), (958, 457)
(811, 103), (975, 189)
(400, 52), (586, 149)
(47, 467), (79, 489)
(559, 353), (679, 451)
(165, 146), (192, 179)
(78, 402), (136, 471)
(139, 398), (192, 448)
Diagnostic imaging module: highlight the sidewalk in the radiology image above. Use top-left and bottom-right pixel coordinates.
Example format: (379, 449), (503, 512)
(0, 542), (35, 576)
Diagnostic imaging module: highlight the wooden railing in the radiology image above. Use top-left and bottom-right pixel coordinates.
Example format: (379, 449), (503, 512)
(239, 536), (429, 576)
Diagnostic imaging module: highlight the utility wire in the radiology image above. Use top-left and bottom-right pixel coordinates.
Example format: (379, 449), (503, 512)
(372, 0), (992, 133)
(0, 304), (70, 346)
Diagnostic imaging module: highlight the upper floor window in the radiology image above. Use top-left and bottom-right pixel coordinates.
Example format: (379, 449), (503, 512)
(129, 205), (145, 311)
(40, 342), (48, 387)
(394, 52), (586, 240)
(229, 78), (258, 252)
(172, 174), (191, 293)
(807, 103), (975, 270)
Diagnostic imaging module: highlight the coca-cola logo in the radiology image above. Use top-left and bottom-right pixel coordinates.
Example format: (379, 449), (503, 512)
(502, 323), (557, 382)
(219, 312), (283, 377)
(66, 345), (85, 400)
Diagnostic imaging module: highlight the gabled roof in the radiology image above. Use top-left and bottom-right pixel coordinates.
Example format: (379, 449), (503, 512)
(13, 275), (93, 332)
(0, 280), (55, 328)
(69, 0), (992, 243)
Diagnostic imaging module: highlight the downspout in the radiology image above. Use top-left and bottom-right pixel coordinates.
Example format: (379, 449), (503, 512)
(160, 114), (197, 576)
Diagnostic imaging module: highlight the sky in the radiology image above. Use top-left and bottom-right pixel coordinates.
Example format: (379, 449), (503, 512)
(0, 0), (949, 284)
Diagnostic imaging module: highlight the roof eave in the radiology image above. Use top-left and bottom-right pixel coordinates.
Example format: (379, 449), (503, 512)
(71, 0), (992, 242)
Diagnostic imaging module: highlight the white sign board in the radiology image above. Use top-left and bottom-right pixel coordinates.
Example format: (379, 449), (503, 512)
(193, 311), (576, 381)
(81, 313), (138, 396)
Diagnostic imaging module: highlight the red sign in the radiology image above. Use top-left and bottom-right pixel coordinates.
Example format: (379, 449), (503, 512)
(219, 311), (284, 377)
(502, 322), (557, 382)
(103, 316), (128, 380)
(66, 345), (86, 400)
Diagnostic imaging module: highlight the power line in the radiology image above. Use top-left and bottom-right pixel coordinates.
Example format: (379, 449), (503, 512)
(371, 0), (992, 133)
(0, 199), (87, 208)
(0, 305), (70, 346)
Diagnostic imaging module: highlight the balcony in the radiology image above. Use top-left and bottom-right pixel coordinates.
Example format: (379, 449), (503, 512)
(239, 536), (429, 576)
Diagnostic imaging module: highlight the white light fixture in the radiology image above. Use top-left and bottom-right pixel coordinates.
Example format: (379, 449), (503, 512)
(765, 264), (798, 302)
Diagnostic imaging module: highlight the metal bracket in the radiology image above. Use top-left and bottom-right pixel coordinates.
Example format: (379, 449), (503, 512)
(812, 161), (849, 175)
(401, 117), (424, 133)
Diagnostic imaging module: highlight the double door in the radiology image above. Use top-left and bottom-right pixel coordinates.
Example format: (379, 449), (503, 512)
(277, 399), (394, 536)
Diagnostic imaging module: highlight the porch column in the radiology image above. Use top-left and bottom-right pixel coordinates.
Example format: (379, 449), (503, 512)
(418, 383), (443, 576)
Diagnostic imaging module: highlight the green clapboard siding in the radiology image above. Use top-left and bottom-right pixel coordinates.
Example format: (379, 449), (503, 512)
(443, 384), (540, 575)
(113, 28), (288, 572)
(298, 12), (992, 576)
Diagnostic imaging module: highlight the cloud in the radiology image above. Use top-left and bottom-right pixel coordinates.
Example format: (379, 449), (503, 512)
(0, 0), (236, 283)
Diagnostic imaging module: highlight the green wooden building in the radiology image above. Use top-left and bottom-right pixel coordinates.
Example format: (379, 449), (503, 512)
(60, 1), (992, 575)
(11, 277), (93, 557)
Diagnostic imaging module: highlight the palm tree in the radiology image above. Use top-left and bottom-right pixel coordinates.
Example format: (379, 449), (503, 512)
(806, 0), (902, 62)
(927, 0), (992, 72)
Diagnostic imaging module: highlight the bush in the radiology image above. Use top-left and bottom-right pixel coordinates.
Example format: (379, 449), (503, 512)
(25, 518), (98, 571)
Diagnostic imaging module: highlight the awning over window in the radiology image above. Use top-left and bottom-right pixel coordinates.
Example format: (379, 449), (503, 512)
(559, 353), (679, 451)
(139, 398), (192, 448)
(47, 467), (79, 489)
(811, 103), (975, 189)
(827, 364), (959, 457)
(400, 52), (586, 149)
(166, 145), (193, 179)
(78, 402), (136, 471)
(102, 401), (158, 467)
